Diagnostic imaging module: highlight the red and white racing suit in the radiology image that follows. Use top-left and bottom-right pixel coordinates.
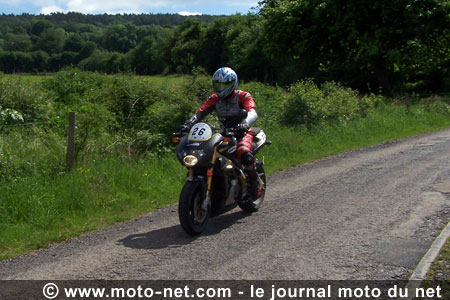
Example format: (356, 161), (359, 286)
(191, 89), (258, 163)
(186, 89), (261, 197)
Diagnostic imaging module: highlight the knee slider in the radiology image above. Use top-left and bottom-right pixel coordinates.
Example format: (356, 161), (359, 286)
(241, 152), (255, 166)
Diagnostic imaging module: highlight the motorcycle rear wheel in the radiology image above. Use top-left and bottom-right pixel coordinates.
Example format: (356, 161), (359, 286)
(239, 161), (266, 213)
(178, 180), (210, 236)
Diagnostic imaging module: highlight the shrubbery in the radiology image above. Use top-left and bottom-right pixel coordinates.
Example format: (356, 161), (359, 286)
(283, 80), (384, 127)
(0, 70), (218, 179)
(0, 69), (430, 182)
(0, 106), (24, 125)
(0, 76), (43, 121)
(239, 81), (286, 128)
(420, 96), (450, 115)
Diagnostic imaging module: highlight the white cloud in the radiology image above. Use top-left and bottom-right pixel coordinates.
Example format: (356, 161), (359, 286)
(67, 0), (137, 14)
(226, 0), (259, 4)
(40, 5), (64, 14)
(65, 0), (189, 14)
(178, 11), (202, 16)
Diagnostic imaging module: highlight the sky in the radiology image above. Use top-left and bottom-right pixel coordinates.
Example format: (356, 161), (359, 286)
(0, 0), (260, 16)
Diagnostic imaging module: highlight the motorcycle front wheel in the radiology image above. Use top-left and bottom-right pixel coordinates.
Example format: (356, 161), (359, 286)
(178, 180), (210, 236)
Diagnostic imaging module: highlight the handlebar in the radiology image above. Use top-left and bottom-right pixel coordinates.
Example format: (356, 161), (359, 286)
(223, 129), (236, 136)
(174, 123), (242, 138)
(223, 125), (249, 137)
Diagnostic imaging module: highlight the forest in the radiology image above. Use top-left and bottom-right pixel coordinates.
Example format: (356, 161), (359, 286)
(0, 0), (449, 96)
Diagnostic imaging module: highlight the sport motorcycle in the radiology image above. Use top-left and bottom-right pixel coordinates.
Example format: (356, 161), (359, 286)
(173, 119), (271, 236)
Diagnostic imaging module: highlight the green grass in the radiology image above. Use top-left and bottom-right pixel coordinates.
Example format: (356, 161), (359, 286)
(426, 238), (450, 281)
(1, 102), (450, 260)
(3, 73), (192, 87)
(422, 235), (450, 298)
(0, 156), (185, 259)
(2, 74), (51, 83)
(260, 103), (450, 174)
(140, 74), (191, 89)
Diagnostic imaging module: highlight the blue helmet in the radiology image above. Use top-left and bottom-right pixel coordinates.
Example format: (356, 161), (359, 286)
(212, 67), (238, 99)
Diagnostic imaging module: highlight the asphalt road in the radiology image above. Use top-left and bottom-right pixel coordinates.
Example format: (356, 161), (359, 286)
(1, 129), (449, 280)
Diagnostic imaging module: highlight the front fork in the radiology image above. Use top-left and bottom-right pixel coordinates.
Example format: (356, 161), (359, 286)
(201, 146), (218, 210)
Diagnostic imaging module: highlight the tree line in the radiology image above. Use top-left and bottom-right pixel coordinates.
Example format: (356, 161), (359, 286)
(0, 0), (449, 95)
(0, 12), (262, 77)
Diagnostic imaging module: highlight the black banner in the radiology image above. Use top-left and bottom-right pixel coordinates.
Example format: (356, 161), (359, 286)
(0, 280), (447, 300)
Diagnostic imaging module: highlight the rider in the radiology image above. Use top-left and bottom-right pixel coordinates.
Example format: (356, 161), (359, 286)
(181, 67), (262, 199)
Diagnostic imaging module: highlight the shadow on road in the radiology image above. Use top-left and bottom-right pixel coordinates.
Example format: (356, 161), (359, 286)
(117, 210), (249, 250)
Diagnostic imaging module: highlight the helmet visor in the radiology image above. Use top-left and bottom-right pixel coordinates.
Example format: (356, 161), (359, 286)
(212, 80), (234, 94)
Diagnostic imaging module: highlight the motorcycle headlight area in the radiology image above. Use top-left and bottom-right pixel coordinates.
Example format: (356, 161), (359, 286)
(183, 155), (199, 167)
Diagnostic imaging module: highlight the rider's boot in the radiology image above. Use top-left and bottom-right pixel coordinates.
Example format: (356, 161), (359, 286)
(246, 164), (262, 200)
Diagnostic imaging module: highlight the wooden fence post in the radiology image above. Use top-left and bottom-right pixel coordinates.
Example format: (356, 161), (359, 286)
(67, 111), (75, 170)
(405, 92), (411, 112)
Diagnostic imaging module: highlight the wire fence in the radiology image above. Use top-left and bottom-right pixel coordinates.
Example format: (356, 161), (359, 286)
(1, 92), (449, 130)
(0, 111), (182, 169)
(0, 91), (449, 173)
(0, 114), (169, 129)
(0, 121), (49, 129)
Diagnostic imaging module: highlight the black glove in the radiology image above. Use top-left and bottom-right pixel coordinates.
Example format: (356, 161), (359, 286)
(235, 123), (250, 134)
(179, 121), (193, 134)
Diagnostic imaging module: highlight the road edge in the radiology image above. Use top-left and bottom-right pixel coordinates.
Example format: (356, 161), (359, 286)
(405, 221), (450, 298)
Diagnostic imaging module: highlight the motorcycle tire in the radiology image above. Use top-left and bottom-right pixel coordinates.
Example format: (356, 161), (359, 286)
(178, 180), (211, 236)
(239, 161), (266, 213)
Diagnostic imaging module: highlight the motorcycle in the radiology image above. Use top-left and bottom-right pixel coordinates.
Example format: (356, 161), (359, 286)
(173, 116), (271, 236)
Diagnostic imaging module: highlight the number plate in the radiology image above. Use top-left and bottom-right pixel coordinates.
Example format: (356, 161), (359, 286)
(256, 130), (266, 144)
(188, 123), (213, 142)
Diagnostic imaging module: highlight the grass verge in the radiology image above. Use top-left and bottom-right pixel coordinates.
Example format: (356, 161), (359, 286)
(1, 103), (450, 260)
(426, 238), (450, 281)
(421, 233), (450, 298)
(260, 103), (450, 174)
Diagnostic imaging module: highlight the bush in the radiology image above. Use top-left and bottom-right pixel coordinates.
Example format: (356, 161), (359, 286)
(0, 105), (24, 125)
(42, 68), (106, 105)
(359, 93), (384, 116)
(424, 100), (450, 114)
(0, 76), (44, 121)
(184, 75), (211, 103)
(283, 80), (383, 127)
(240, 81), (286, 128)
(0, 71), (390, 180)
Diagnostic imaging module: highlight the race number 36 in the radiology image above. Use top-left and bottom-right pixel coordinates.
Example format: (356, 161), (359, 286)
(188, 123), (212, 141)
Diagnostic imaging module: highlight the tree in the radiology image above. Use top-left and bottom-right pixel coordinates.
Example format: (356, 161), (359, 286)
(64, 33), (85, 52)
(150, 27), (175, 74)
(225, 15), (273, 82)
(0, 51), (16, 73)
(76, 41), (97, 62)
(129, 36), (155, 74)
(14, 52), (33, 72)
(61, 51), (78, 67)
(37, 28), (65, 54)
(31, 51), (49, 72)
(31, 19), (53, 36)
(48, 54), (62, 72)
(199, 17), (232, 73)
(78, 50), (103, 71)
(102, 23), (137, 53)
(171, 19), (205, 73)
(260, 0), (450, 95)
(0, 51), (33, 73)
(3, 33), (32, 51)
